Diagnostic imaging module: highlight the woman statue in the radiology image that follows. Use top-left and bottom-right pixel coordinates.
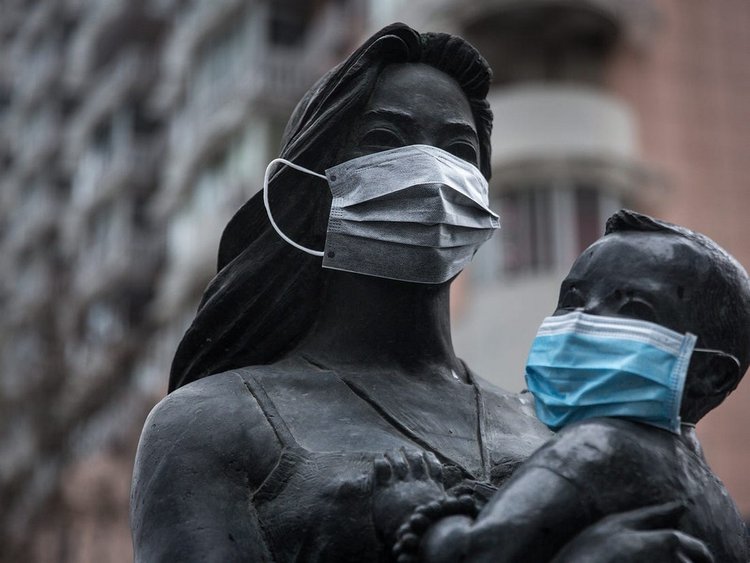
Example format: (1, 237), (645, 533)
(130, 24), (714, 562)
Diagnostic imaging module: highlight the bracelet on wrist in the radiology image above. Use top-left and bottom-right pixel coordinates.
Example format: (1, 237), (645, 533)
(392, 494), (480, 563)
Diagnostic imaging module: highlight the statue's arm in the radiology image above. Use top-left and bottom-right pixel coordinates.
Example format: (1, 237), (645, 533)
(130, 372), (281, 563)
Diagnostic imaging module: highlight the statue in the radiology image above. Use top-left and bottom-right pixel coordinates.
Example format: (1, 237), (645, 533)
(130, 24), (749, 562)
(385, 210), (750, 562)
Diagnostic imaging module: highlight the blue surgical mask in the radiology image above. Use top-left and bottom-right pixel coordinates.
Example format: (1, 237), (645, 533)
(524, 311), (697, 434)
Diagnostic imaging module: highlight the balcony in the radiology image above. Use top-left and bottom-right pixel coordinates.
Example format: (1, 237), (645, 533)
(4, 182), (59, 260)
(149, 0), (247, 113)
(151, 207), (229, 323)
(256, 48), (323, 110)
(72, 227), (162, 307)
(72, 139), (161, 218)
(156, 46), (320, 218)
(13, 108), (62, 181)
(13, 40), (61, 112)
(6, 256), (55, 327)
(408, 0), (660, 50)
(65, 0), (129, 91)
(488, 84), (653, 195)
(65, 0), (165, 93)
(64, 49), (149, 169)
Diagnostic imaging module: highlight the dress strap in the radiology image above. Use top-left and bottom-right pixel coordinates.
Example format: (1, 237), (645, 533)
(463, 362), (491, 481)
(234, 369), (307, 505)
(237, 368), (302, 450)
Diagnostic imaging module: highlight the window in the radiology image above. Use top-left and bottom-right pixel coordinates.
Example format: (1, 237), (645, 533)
(72, 149), (105, 204)
(464, 5), (619, 87)
(84, 300), (125, 345)
(499, 188), (555, 276)
(472, 184), (622, 282)
(268, 1), (317, 47)
(89, 201), (132, 266)
(188, 7), (257, 110)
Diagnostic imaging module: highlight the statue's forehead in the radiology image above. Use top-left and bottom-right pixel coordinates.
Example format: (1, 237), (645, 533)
(365, 63), (473, 123)
(570, 233), (709, 284)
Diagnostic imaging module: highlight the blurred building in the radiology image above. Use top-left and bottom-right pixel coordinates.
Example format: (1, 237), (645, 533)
(0, 1), (366, 561)
(0, 1), (748, 562)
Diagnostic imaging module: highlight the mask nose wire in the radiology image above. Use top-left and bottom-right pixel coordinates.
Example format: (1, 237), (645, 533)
(263, 158), (326, 257)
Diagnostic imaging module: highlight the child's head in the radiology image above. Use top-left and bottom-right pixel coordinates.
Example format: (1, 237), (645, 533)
(555, 209), (750, 423)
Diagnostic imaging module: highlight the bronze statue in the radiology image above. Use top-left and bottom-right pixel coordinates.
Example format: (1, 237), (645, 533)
(130, 24), (748, 562)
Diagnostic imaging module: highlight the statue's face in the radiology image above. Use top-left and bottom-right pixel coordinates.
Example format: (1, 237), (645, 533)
(339, 63), (480, 168)
(554, 232), (709, 334)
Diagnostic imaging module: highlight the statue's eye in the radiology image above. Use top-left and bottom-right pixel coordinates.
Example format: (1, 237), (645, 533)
(359, 128), (402, 149)
(618, 299), (657, 323)
(558, 284), (585, 310)
(445, 141), (478, 166)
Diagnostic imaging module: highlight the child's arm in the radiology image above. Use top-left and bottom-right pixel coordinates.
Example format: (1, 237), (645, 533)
(415, 463), (593, 562)
(419, 420), (656, 562)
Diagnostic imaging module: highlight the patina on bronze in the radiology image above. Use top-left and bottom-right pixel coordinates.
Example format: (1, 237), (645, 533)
(130, 24), (748, 562)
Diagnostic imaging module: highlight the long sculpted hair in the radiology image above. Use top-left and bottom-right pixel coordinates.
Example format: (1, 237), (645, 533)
(169, 23), (494, 392)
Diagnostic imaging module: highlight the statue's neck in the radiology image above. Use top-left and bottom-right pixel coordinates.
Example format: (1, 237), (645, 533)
(293, 271), (464, 380)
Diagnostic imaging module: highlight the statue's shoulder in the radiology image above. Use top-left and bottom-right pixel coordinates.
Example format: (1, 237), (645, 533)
(156, 363), (317, 414)
(471, 373), (550, 434)
(228, 360), (355, 402)
(131, 370), (284, 560)
(146, 362), (335, 443)
(137, 370), (282, 484)
(151, 370), (266, 427)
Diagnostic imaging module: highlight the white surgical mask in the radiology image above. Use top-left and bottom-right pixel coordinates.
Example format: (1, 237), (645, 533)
(263, 144), (500, 284)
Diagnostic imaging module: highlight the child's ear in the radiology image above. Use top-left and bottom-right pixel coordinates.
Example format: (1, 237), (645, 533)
(683, 353), (741, 421)
(705, 353), (741, 396)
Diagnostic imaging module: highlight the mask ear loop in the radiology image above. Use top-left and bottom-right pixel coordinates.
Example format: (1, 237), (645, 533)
(692, 348), (742, 379)
(263, 158), (326, 257)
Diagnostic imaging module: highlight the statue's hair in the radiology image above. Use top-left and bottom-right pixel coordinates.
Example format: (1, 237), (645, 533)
(605, 209), (750, 381)
(169, 23), (493, 392)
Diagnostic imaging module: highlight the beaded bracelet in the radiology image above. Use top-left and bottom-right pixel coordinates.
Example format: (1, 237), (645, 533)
(392, 494), (480, 563)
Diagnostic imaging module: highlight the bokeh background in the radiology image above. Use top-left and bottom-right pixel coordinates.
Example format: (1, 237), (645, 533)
(1, 0), (748, 561)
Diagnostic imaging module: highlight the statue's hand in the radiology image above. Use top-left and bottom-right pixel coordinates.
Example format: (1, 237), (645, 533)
(551, 501), (714, 563)
(372, 448), (445, 547)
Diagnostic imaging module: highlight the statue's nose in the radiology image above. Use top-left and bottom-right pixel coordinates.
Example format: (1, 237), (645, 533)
(583, 304), (606, 316)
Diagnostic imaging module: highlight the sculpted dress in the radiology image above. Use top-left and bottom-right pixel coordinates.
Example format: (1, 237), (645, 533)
(130, 357), (551, 562)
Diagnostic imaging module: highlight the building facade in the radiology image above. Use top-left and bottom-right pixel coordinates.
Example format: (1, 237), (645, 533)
(0, 1), (366, 560)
